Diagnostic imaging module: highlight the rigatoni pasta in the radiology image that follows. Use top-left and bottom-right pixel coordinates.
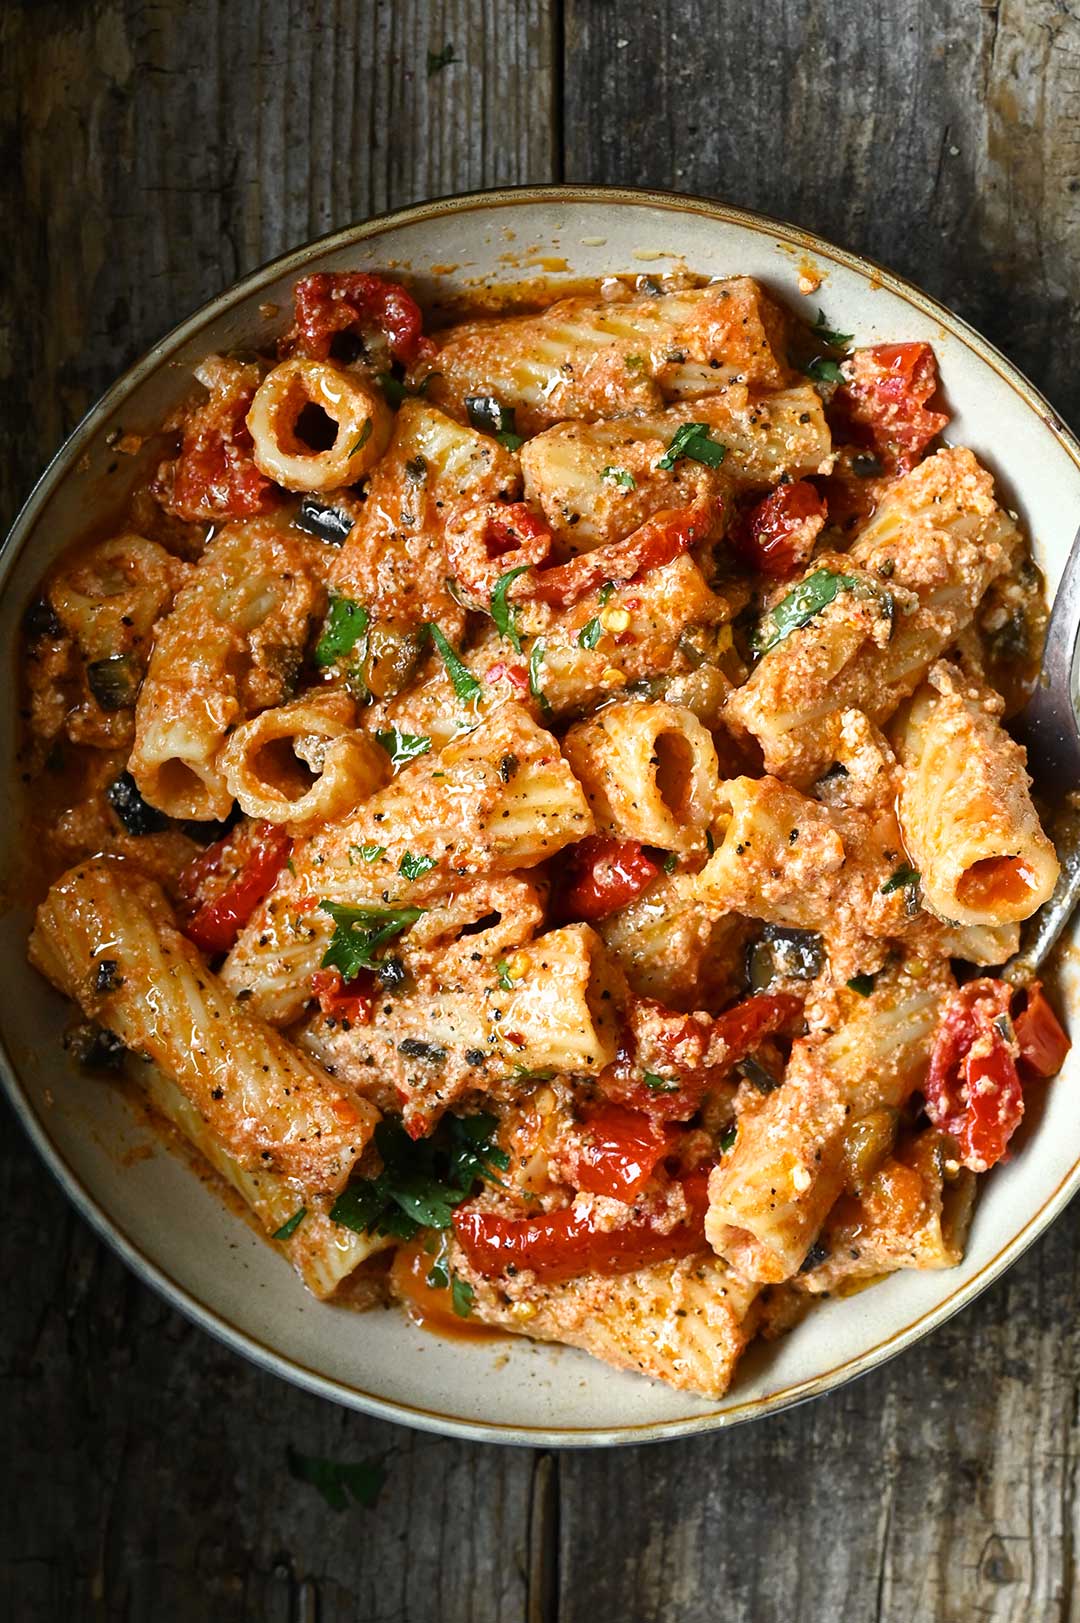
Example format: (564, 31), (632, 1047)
(21, 265), (1069, 1401)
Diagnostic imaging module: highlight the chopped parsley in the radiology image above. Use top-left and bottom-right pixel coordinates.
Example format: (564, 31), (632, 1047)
(346, 419), (373, 458)
(601, 465), (636, 490)
(805, 357), (845, 387)
(643, 1072), (680, 1094)
(719, 1123), (738, 1153)
(426, 42), (457, 75)
(375, 726), (432, 769)
(577, 617), (602, 650)
(750, 569), (861, 655)
(329, 1113), (509, 1240)
(350, 842), (386, 864)
(662, 852), (678, 875)
(846, 973), (877, 997)
(880, 864), (921, 897)
(315, 595), (369, 668)
(399, 851), (438, 881)
(657, 421), (727, 471)
(319, 901), (425, 979)
(528, 637), (552, 716)
(810, 310), (853, 349)
(451, 1276), (475, 1318)
(428, 622), (482, 703)
(272, 1208), (307, 1241)
(490, 564), (531, 654)
(598, 582), (615, 607)
(377, 370), (439, 407)
(496, 960), (516, 991)
(287, 1447), (386, 1512)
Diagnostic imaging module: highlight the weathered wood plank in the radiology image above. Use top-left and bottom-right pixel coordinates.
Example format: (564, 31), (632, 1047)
(560, 1), (1080, 1618)
(0, 2), (555, 1619)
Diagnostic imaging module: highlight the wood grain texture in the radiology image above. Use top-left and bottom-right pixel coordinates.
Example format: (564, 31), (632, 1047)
(5, 0), (1080, 1619)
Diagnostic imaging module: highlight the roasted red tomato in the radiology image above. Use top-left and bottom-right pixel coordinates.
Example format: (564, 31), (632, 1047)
(524, 500), (716, 608)
(732, 480), (827, 577)
(310, 967), (376, 1027)
(839, 342), (949, 472)
(924, 979), (1023, 1173)
(158, 370), (279, 523)
(453, 1169), (711, 1284)
(285, 272), (434, 367)
(561, 837), (662, 922)
(604, 991), (804, 1119)
(179, 820), (293, 955)
(1014, 982), (1071, 1079)
(569, 1104), (676, 1203)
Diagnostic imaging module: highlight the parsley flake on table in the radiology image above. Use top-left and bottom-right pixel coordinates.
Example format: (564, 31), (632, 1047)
(287, 1446), (386, 1512)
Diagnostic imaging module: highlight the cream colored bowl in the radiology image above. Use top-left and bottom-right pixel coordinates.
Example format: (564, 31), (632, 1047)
(3, 187), (1078, 1446)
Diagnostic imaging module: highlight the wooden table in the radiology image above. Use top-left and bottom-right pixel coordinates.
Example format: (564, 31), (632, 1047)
(3, 3), (1079, 1618)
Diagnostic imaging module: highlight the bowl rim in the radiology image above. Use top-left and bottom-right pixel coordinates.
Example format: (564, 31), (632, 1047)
(4, 181), (1080, 1449)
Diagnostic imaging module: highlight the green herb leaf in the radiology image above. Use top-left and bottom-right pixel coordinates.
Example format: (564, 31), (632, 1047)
(846, 973), (876, 997)
(598, 581), (615, 607)
(657, 422), (727, 471)
(805, 357), (845, 386)
(662, 852), (678, 875)
(427, 42), (457, 75)
(273, 1208), (307, 1241)
(320, 902), (425, 980)
(810, 310), (853, 349)
(719, 1123), (738, 1153)
(350, 842), (386, 864)
(601, 465), (636, 490)
(495, 429), (525, 452)
(495, 959), (515, 992)
(512, 1064), (558, 1083)
(624, 354), (645, 373)
(451, 1275), (475, 1318)
(375, 727), (432, 769)
(288, 1447), (386, 1512)
(330, 1114), (508, 1241)
(528, 638), (551, 716)
(577, 617), (602, 650)
(490, 564), (531, 654)
(751, 569), (861, 655)
(426, 1258), (450, 1290)
(377, 371), (439, 407)
(643, 1071), (680, 1094)
(346, 418), (373, 458)
(399, 851), (438, 881)
(428, 622), (482, 703)
(880, 864), (921, 896)
(315, 595), (369, 668)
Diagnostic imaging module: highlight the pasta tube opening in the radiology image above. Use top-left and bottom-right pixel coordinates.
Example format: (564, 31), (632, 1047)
(248, 358), (392, 490)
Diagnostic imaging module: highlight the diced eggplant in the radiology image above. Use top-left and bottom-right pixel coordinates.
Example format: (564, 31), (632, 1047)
(106, 771), (169, 835)
(87, 653), (140, 711)
(296, 495), (355, 546)
(745, 924), (826, 991)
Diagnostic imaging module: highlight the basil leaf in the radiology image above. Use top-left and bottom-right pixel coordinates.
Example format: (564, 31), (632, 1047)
(315, 595), (369, 667)
(490, 564), (531, 653)
(750, 569), (861, 655)
(319, 901), (425, 979)
(719, 1123), (738, 1153)
(577, 617), (602, 650)
(399, 851), (438, 881)
(426, 42), (457, 75)
(601, 465), (636, 490)
(329, 1114), (508, 1242)
(643, 1072), (680, 1094)
(810, 310), (853, 349)
(273, 1208), (307, 1241)
(662, 852), (678, 875)
(428, 622), (482, 703)
(377, 370), (439, 407)
(350, 842), (386, 864)
(375, 727), (432, 769)
(880, 864), (921, 896)
(495, 430), (524, 452)
(657, 422), (727, 470)
(528, 638), (551, 717)
(598, 582), (615, 607)
(346, 419), (373, 458)
(427, 1257), (450, 1290)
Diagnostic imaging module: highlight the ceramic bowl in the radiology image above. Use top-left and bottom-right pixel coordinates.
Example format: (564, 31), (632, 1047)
(3, 187), (1078, 1446)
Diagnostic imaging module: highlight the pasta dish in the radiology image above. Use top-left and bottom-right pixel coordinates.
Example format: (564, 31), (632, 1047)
(21, 267), (1071, 1397)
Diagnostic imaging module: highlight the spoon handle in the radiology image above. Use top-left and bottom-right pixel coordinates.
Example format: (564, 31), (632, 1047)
(1002, 522), (1080, 978)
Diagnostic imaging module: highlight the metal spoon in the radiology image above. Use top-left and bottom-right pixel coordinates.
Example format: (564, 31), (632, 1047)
(1001, 528), (1080, 982)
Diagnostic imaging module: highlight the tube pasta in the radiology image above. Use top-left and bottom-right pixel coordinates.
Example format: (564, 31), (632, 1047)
(130, 521), (323, 820)
(301, 923), (624, 1136)
(598, 875), (749, 1010)
(892, 660), (1058, 926)
(425, 278), (792, 433)
(564, 701), (719, 856)
(139, 1062), (388, 1298)
(30, 857), (377, 1196)
(706, 960), (950, 1282)
(724, 448), (1022, 784)
(222, 703), (592, 1022)
(220, 691), (390, 828)
(247, 357), (392, 489)
(521, 384), (832, 552)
